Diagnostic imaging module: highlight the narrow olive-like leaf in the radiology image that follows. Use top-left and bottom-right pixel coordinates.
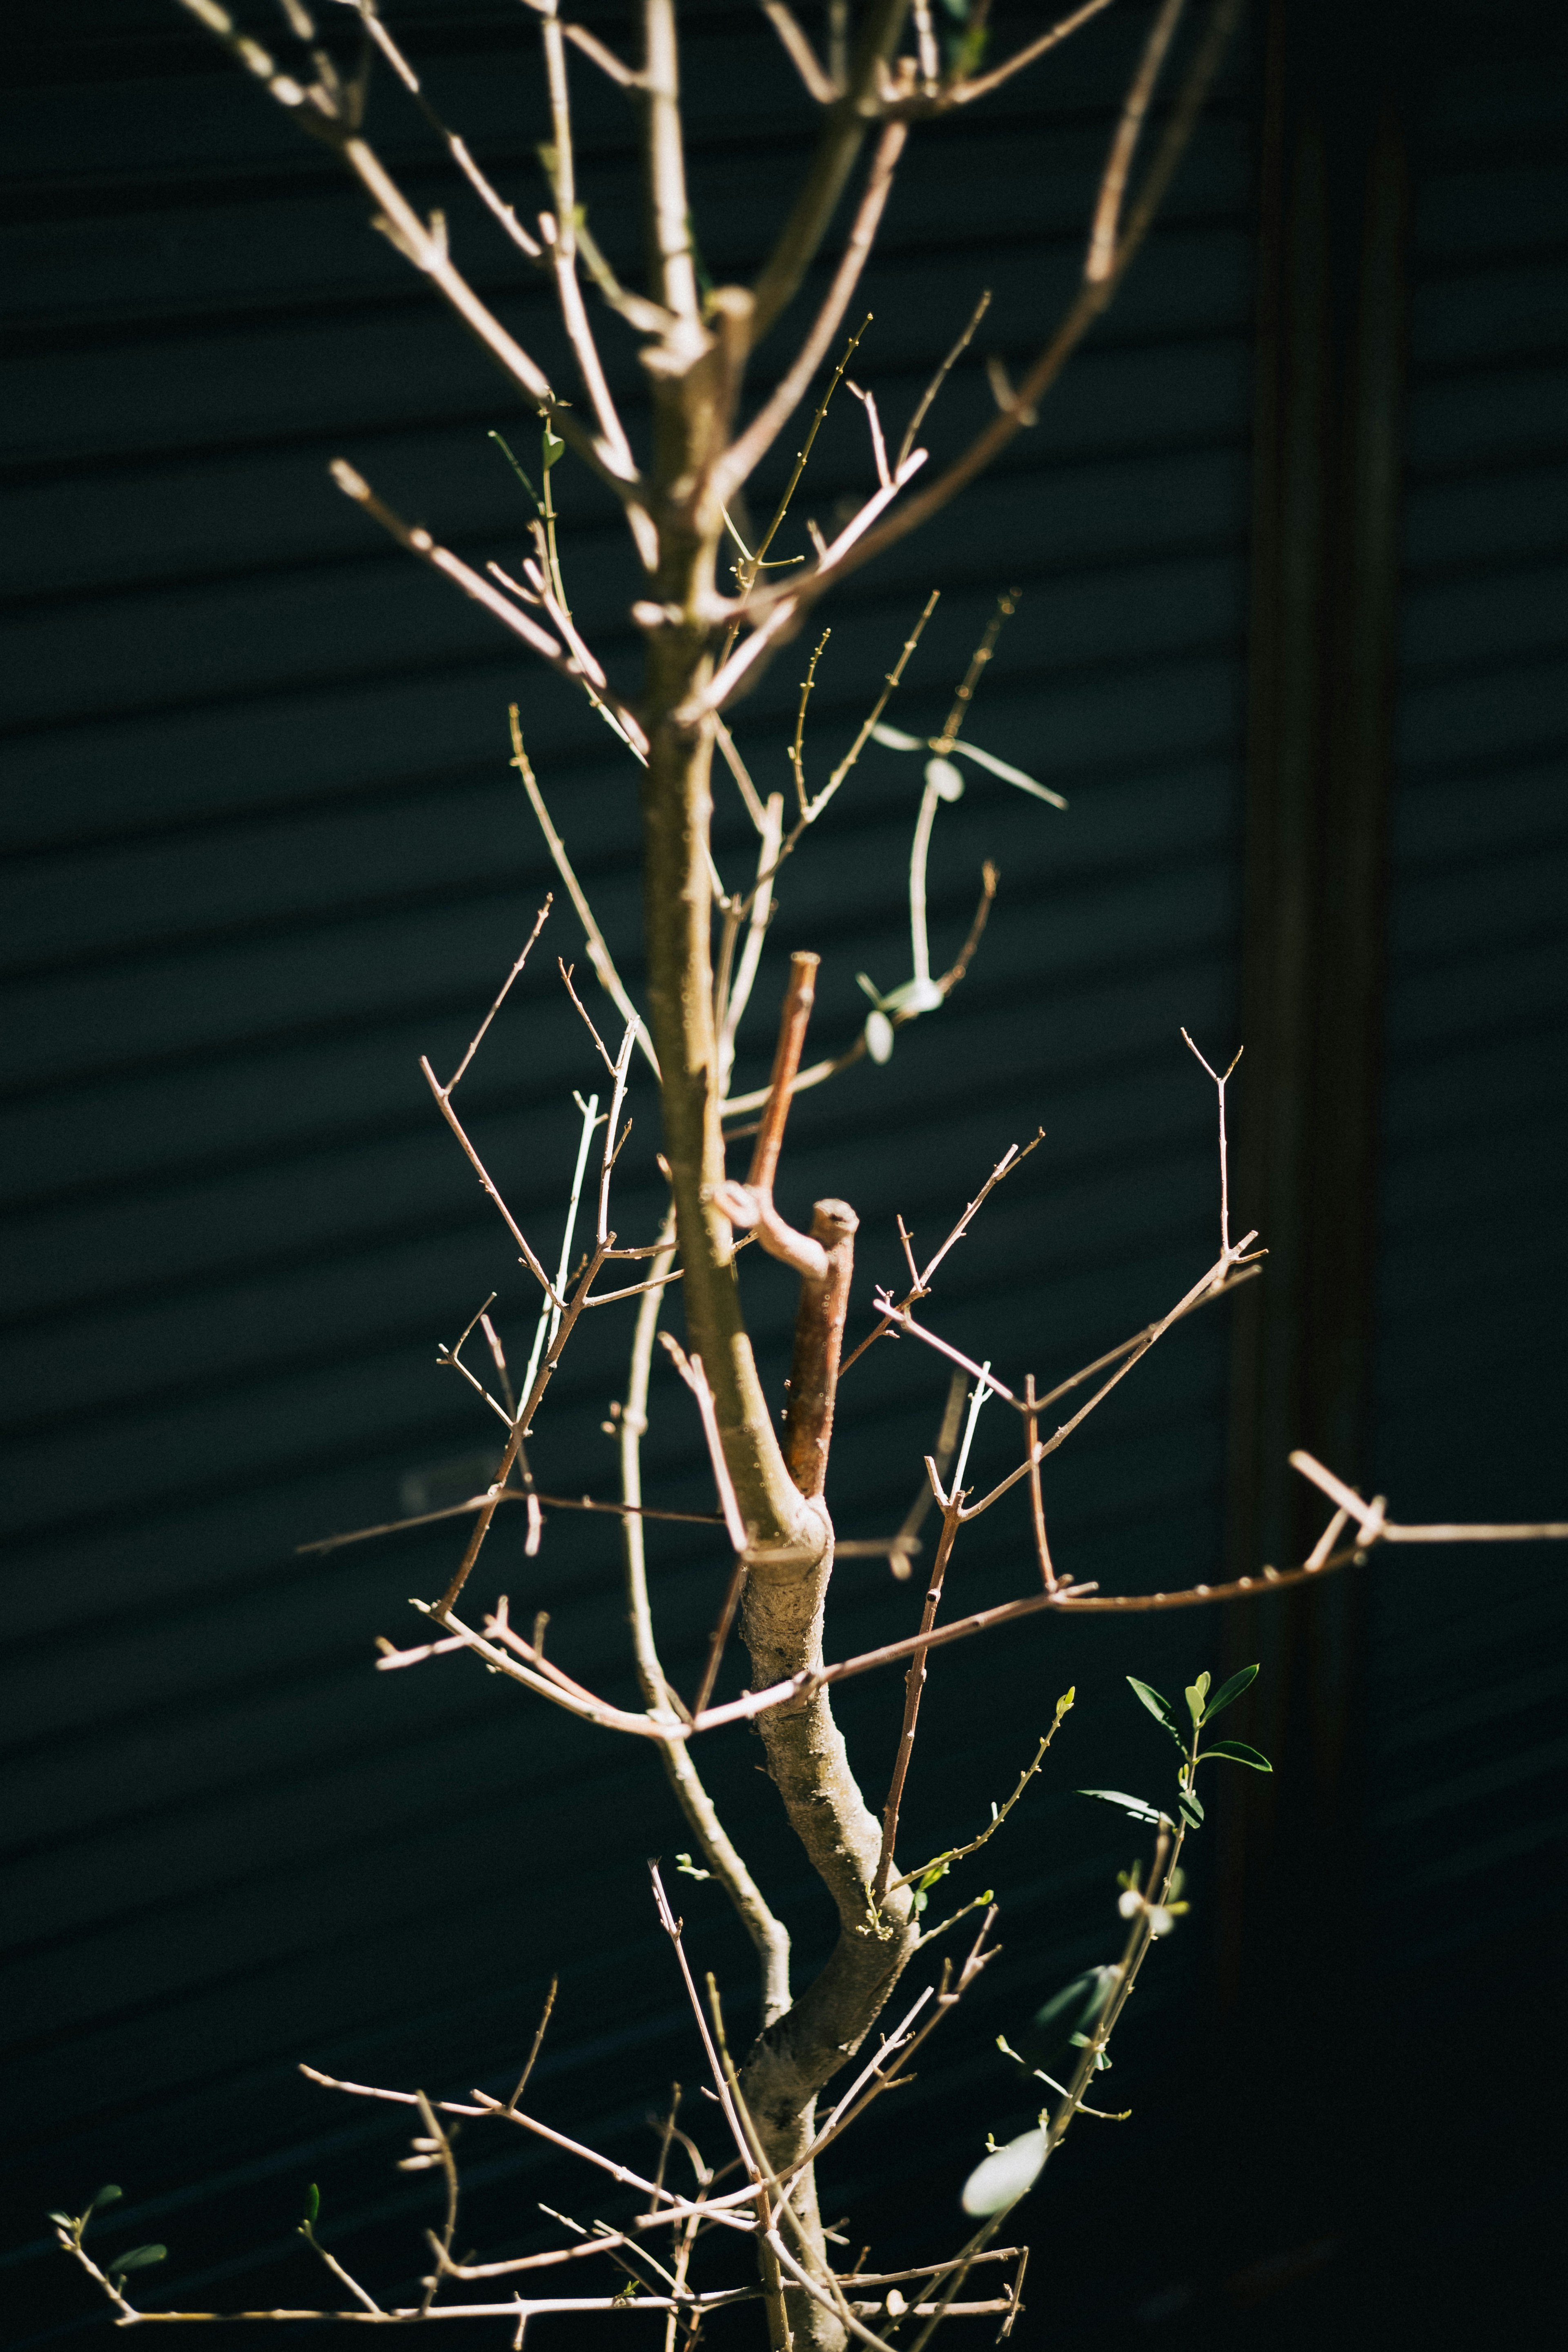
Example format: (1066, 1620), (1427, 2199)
(1126, 1677), (1181, 1737)
(304, 2183), (320, 2227)
(1199, 1739), (1272, 1772)
(1177, 1790), (1205, 1828)
(1184, 1670), (1210, 1728)
(89, 2186), (123, 2214)
(47, 2212), (76, 2228)
(1017, 1965), (1119, 2071)
(1200, 1664), (1259, 1726)
(109, 2245), (166, 2274)
(1079, 1788), (1164, 1825)
(960, 2127), (1047, 2217)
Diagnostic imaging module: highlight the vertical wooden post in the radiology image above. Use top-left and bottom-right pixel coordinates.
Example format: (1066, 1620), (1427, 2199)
(1213, 0), (1413, 2235)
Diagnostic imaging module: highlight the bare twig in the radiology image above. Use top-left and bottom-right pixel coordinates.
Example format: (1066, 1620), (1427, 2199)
(897, 289), (992, 469)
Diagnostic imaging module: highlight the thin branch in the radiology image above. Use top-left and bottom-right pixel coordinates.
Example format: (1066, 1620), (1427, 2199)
(1085, 0), (1187, 283)
(619, 1219), (793, 2025)
(759, 0), (839, 102)
(719, 123), (909, 500)
(896, 288), (991, 471)
(718, 317), (867, 672)
(788, 0), (1245, 597)
(884, 1710), (1068, 1894)
(1182, 1025), (1243, 1254)
(341, 2), (544, 259)
(948, 0), (1118, 107)
(305, 1488), (722, 1562)
(506, 1977), (559, 2113)
(717, 793), (785, 1096)
(687, 447), (930, 722)
(419, 1056), (562, 1306)
(660, 1335), (751, 1552)
(510, 710), (660, 1074)
(873, 1499), (962, 1898)
(747, 951), (820, 1193)
(935, 587), (1018, 753)
(642, 0), (701, 322)
(331, 465), (649, 746)
(747, 0), (910, 341)
(561, 19), (640, 87)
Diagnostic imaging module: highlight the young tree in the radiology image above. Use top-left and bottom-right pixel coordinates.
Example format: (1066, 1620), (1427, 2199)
(54, 3), (1566, 2344)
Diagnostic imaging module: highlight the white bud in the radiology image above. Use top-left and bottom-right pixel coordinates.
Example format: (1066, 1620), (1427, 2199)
(865, 1011), (895, 1064)
(925, 756), (965, 802)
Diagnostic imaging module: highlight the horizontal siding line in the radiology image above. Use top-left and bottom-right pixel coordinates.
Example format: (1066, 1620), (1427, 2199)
(0, 950), (1236, 1224)
(0, 1051), (1227, 1343)
(0, 1389), (1228, 1742)
(0, 571), (1246, 759)
(5, 433), (1247, 621)
(0, 1092), (1227, 1421)
(0, 310), (1248, 491)
(1403, 427), (1568, 490)
(5, 188), (1248, 355)
(1398, 628), (1568, 694)
(1401, 537), (1568, 597)
(0, 845), (1238, 1111)
(0, 654), (1236, 864)
(1381, 909), (1567, 984)
(1395, 724), (1568, 789)
(0, 1198), (1228, 1574)
(1386, 821), (1568, 883)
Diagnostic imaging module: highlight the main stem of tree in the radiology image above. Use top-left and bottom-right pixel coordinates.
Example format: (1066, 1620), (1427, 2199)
(639, 492), (915, 2350)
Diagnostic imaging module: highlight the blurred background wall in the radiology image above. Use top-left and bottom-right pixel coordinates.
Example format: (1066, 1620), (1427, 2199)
(3, 3), (1565, 2345)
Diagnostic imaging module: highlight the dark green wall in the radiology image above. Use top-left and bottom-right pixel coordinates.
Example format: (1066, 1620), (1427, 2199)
(3, 4), (1564, 2346)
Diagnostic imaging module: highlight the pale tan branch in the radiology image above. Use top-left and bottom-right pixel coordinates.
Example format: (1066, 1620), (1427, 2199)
(840, 1131), (1040, 1375)
(660, 1335), (751, 1551)
(748, 0), (912, 341)
(686, 448), (929, 721)
(562, 18), (640, 87)
(789, 0), (1244, 596)
(302, 1488), (722, 1562)
(419, 1056), (562, 1305)
(331, 466), (650, 745)
(343, 1), (544, 258)
(719, 123), (909, 501)
(1086, 0), (1187, 282)
(748, 951), (820, 1193)
(947, 0), (1118, 107)
(760, 1), (840, 102)
(620, 1232), (793, 2023)
(510, 711), (661, 1074)
(896, 288), (991, 471)
(642, 0), (701, 323)
(444, 899), (553, 1094)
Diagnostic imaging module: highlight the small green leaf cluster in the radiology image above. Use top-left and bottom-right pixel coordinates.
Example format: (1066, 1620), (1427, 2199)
(47, 2184), (166, 2289)
(1081, 1665), (1271, 1835)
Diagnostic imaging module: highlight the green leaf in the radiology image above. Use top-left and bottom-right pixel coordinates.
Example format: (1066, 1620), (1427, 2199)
(47, 2212), (76, 2228)
(1184, 1670), (1211, 1727)
(109, 2246), (166, 2276)
(1177, 1790), (1205, 1829)
(960, 2126), (1047, 2217)
(89, 2186), (123, 2214)
(1199, 1739), (1272, 1772)
(1127, 1678), (1185, 1746)
(1016, 1966), (1119, 2070)
(1080, 1788), (1165, 1826)
(1055, 1686), (1076, 1720)
(1200, 1664), (1258, 1726)
(304, 2184), (320, 2227)
(541, 431), (566, 471)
